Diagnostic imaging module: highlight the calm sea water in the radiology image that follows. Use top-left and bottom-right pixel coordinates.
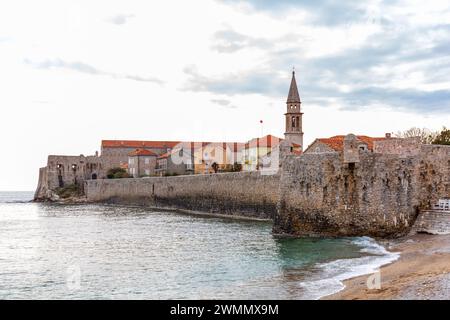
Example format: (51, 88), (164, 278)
(0, 191), (398, 299)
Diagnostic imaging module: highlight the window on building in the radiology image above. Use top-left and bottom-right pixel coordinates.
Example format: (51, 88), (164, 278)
(159, 160), (167, 170)
(145, 169), (150, 175)
(145, 158), (150, 164)
(291, 116), (296, 128)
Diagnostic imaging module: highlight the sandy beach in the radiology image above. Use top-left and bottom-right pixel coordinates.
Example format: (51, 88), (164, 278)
(324, 234), (450, 300)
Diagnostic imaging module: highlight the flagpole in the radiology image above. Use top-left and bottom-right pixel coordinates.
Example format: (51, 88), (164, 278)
(258, 120), (263, 171)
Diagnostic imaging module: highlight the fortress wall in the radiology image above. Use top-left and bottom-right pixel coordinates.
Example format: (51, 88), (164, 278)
(275, 152), (421, 237)
(275, 144), (450, 238)
(412, 210), (450, 235)
(34, 167), (49, 200)
(45, 155), (103, 190)
(85, 171), (280, 219)
(417, 144), (450, 209)
(34, 155), (104, 201)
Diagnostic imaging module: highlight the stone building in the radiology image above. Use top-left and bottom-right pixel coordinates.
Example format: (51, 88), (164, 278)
(155, 143), (195, 176)
(128, 149), (158, 177)
(34, 153), (103, 200)
(193, 142), (245, 174)
(101, 140), (180, 169)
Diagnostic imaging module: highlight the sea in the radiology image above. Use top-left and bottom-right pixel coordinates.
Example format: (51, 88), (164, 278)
(0, 191), (399, 299)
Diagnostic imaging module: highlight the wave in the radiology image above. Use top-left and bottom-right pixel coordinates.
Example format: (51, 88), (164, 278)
(299, 237), (400, 300)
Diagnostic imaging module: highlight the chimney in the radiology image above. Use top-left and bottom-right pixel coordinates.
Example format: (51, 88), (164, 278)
(385, 133), (392, 138)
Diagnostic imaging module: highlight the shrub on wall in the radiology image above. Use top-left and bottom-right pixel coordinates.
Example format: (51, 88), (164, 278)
(219, 162), (242, 173)
(55, 184), (83, 199)
(164, 172), (179, 176)
(106, 167), (131, 179)
(432, 127), (450, 145)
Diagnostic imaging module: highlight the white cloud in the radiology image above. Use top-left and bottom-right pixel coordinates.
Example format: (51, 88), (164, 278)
(0, 0), (448, 190)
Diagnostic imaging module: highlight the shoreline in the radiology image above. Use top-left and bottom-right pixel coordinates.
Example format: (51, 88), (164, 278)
(33, 198), (274, 223)
(323, 233), (450, 300)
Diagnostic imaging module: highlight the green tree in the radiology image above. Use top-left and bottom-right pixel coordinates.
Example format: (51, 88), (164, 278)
(432, 127), (450, 145)
(232, 162), (242, 172)
(106, 167), (130, 179)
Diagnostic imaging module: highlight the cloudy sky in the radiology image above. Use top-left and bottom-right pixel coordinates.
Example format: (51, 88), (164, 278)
(1, 0), (449, 190)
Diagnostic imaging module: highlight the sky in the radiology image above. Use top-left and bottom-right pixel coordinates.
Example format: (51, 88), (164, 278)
(1, 0), (449, 191)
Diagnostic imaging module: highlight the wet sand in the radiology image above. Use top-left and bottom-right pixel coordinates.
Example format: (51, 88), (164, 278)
(324, 234), (450, 300)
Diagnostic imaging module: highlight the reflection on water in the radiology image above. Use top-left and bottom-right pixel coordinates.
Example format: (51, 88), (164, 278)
(0, 192), (383, 299)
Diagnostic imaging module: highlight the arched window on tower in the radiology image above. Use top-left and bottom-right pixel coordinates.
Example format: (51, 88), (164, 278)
(291, 116), (296, 128)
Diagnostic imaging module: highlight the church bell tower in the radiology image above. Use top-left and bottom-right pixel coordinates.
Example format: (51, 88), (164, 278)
(284, 70), (304, 151)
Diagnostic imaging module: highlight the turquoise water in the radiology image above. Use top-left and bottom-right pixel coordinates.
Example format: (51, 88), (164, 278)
(0, 192), (397, 299)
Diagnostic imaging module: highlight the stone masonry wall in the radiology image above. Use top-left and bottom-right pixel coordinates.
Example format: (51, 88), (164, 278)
(85, 172), (280, 219)
(274, 144), (450, 238)
(417, 144), (450, 209)
(34, 155), (103, 200)
(411, 210), (450, 235)
(374, 137), (421, 156)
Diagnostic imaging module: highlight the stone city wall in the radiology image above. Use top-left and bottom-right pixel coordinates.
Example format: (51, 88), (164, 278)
(274, 143), (450, 238)
(85, 171), (280, 220)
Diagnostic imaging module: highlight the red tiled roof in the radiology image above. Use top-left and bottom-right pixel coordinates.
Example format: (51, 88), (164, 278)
(157, 152), (170, 159)
(128, 148), (158, 157)
(317, 135), (386, 151)
(245, 134), (283, 149)
(102, 140), (246, 153)
(102, 140), (180, 149)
